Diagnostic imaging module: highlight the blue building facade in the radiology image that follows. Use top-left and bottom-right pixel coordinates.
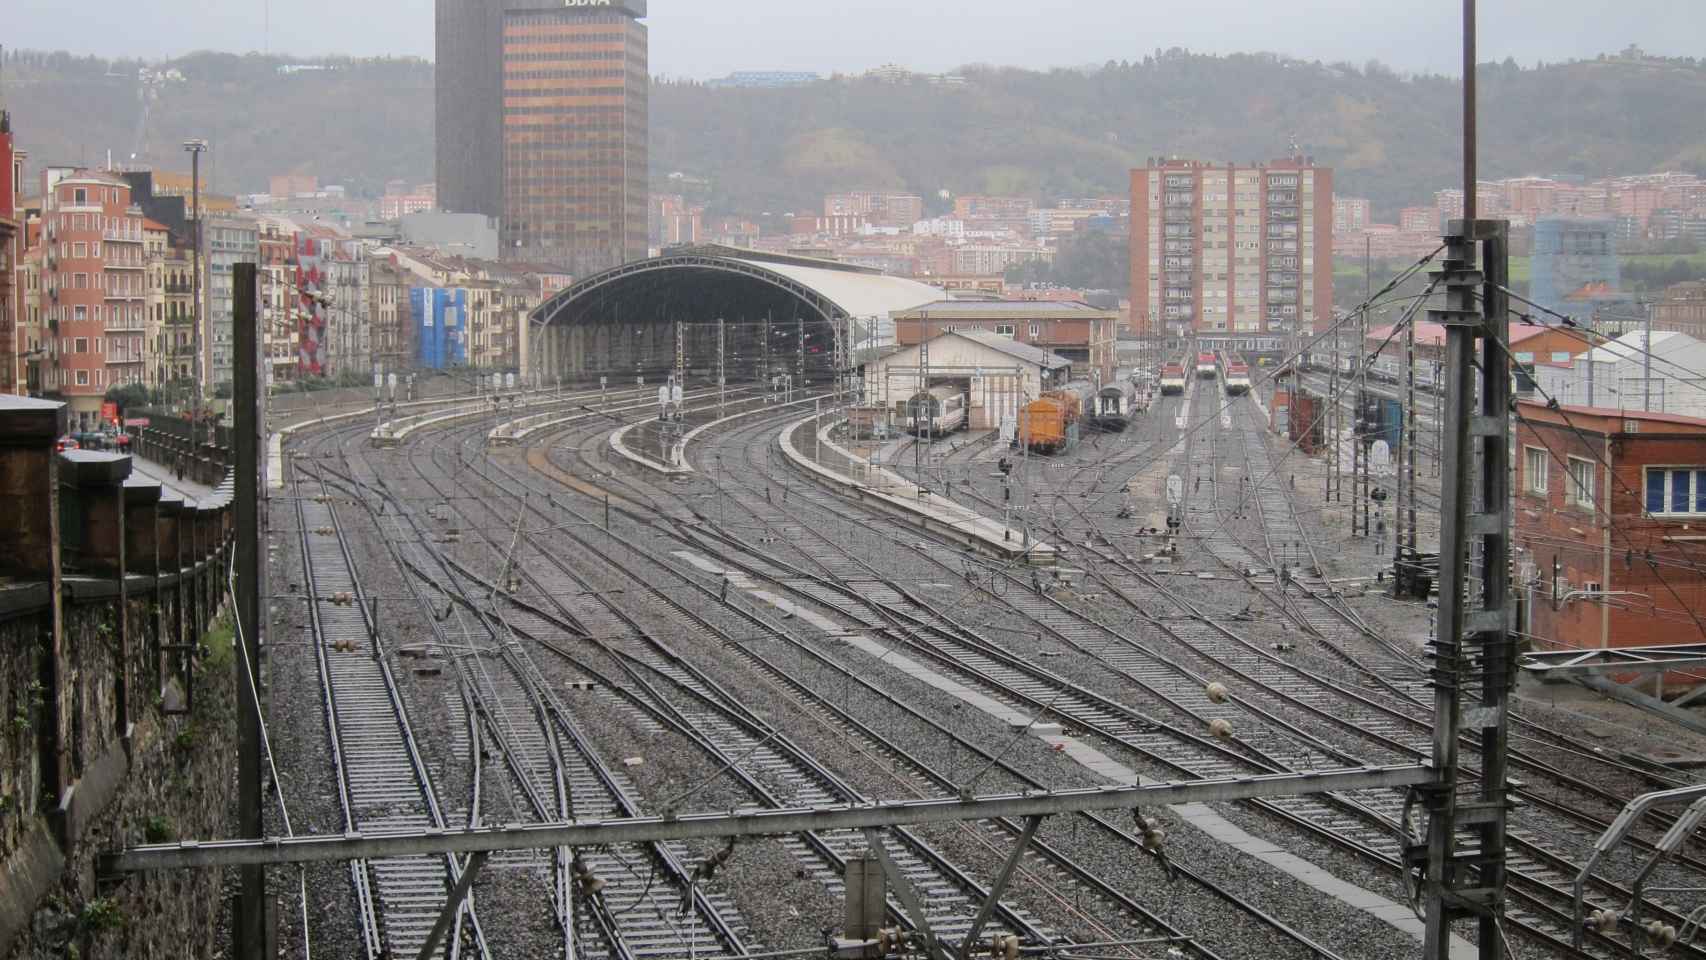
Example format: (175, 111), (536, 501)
(1530, 217), (1620, 321)
(410, 287), (469, 370)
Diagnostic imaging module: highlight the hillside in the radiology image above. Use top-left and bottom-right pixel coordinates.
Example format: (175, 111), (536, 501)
(5, 47), (1706, 218)
(2, 50), (434, 198)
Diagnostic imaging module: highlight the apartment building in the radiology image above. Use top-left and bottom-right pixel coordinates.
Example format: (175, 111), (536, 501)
(1130, 156), (1333, 338)
(203, 216), (259, 388)
(1332, 194), (1369, 234)
(370, 258), (413, 375)
(825, 192), (924, 227)
(1654, 281), (1706, 339)
(37, 170), (151, 426)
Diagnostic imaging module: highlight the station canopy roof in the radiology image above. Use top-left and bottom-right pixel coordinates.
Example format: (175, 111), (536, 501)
(532, 244), (946, 328)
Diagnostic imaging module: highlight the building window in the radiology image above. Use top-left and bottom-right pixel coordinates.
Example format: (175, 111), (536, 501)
(1524, 447), (1549, 494)
(1567, 456), (1595, 508)
(1646, 467), (1706, 517)
(73, 188), (87, 205)
(76, 370), (89, 386)
(75, 337), (88, 353)
(995, 324), (1015, 337)
(1552, 351), (1572, 363)
(1029, 323), (1041, 337)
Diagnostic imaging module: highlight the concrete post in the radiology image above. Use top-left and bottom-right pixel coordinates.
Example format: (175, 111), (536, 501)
(59, 451), (133, 747)
(0, 397), (70, 815)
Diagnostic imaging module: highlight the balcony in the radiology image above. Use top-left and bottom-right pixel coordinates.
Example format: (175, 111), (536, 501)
(103, 229), (144, 244)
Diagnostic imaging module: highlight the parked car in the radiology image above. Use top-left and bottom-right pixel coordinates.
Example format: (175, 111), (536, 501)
(55, 435), (80, 453)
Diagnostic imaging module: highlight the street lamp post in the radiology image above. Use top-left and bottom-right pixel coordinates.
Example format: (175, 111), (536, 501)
(183, 139), (207, 441)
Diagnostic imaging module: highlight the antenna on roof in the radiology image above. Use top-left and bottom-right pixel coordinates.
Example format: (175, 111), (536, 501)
(1288, 132), (1301, 159)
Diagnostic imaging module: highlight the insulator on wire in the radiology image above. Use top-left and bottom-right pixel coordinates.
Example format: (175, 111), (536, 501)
(1205, 681), (1229, 704)
(1209, 718), (1233, 739)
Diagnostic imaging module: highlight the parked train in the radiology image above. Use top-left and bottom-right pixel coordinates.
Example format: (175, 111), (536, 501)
(1159, 361), (1187, 396)
(1221, 353), (1252, 396)
(1018, 380), (1095, 454)
(1089, 381), (1140, 432)
(905, 386), (968, 438)
(1299, 351), (1443, 391)
(1196, 351), (1218, 379)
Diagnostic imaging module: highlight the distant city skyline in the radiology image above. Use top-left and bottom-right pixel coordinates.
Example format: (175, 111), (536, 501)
(4, 0), (1703, 79)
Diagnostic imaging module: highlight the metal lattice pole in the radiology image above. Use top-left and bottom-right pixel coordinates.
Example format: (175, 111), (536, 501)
(1417, 216), (1513, 960)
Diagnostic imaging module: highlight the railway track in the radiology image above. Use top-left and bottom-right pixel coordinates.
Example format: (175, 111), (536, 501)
(340, 438), (755, 960)
(671, 399), (1690, 956)
(290, 463), (488, 959)
(276, 375), (1706, 959)
(462, 410), (1361, 960)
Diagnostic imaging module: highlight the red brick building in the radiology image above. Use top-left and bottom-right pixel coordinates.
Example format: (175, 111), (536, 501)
(1516, 401), (1706, 660)
(891, 299), (1120, 384)
(40, 170), (148, 428)
(1653, 281), (1706, 339)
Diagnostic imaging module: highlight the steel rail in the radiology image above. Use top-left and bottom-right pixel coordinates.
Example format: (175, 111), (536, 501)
(290, 458), (488, 959)
(481, 401), (1360, 960)
(387, 432), (753, 959)
(416, 422), (1061, 953)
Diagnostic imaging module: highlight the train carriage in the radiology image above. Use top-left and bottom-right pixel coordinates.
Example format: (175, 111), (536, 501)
(1197, 352), (1219, 379)
(1017, 380), (1095, 454)
(1090, 382), (1138, 432)
(1222, 356), (1252, 396)
(1159, 362), (1187, 396)
(904, 386), (968, 438)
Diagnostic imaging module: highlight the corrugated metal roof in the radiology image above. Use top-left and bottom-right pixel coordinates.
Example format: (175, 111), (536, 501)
(892, 299), (1105, 316)
(949, 329), (1072, 369)
(1584, 330), (1696, 364)
(731, 258), (943, 319)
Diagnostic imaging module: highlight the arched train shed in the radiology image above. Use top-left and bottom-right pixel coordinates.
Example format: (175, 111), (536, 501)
(529, 245), (943, 389)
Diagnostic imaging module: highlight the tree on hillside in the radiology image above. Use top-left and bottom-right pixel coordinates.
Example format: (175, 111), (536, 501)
(1006, 232), (1130, 293)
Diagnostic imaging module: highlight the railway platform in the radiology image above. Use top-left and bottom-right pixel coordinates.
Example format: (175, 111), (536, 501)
(130, 454), (222, 503)
(780, 413), (1056, 565)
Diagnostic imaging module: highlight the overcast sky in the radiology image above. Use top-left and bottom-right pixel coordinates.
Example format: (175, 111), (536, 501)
(6, 0), (1700, 78)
